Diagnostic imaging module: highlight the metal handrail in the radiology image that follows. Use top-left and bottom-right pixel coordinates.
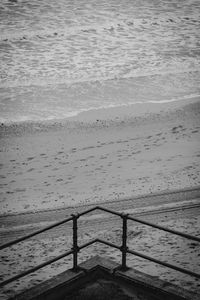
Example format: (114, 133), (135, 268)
(127, 215), (200, 242)
(1, 206), (199, 251)
(0, 205), (200, 288)
(127, 249), (200, 278)
(94, 238), (200, 278)
(0, 216), (73, 251)
(0, 240), (98, 288)
(0, 249), (73, 287)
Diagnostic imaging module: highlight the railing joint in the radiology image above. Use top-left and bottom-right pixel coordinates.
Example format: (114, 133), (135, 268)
(121, 212), (129, 219)
(71, 245), (80, 253)
(114, 265), (130, 273)
(120, 245), (129, 252)
(71, 266), (83, 273)
(71, 213), (80, 219)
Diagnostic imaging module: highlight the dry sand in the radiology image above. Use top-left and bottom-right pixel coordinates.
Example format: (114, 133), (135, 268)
(0, 98), (200, 299)
(0, 97), (200, 215)
(0, 206), (199, 299)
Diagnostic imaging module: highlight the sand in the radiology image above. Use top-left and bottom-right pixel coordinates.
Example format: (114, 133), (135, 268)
(0, 97), (200, 215)
(0, 97), (200, 299)
(0, 206), (200, 299)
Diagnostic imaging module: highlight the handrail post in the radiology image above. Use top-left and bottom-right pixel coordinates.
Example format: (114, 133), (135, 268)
(120, 213), (129, 271)
(71, 213), (79, 271)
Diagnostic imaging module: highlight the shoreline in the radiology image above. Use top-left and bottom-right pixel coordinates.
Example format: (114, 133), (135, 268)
(0, 95), (200, 135)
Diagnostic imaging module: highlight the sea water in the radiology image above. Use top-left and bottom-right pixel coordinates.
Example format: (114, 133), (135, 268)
(0, 0), (200, 123)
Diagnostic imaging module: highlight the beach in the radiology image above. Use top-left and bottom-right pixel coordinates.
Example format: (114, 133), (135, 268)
(0, 98), (200, 298)
(1, 0), (200, 298)
(0, 97), (200, 215)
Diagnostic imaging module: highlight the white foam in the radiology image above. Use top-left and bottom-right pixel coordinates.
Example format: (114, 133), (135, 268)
(0, 0), (199, 122)
(0, 66), (200, 89)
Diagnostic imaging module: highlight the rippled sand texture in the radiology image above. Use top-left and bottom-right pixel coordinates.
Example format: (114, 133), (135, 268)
(0, 0), (200, 121)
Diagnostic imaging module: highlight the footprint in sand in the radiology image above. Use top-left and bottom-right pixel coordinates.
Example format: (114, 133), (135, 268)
(59, 161), (69, 165)
(132, 150), (141, 154)
(171, 125), (184, 134)
(23, 204), (30, 209)
(79, 158), (87, 162)
(81, 146), (95, 151)
(56, 178), (63, 182)
(57, 151), (64, 155)
(14, 188), (26, 192)
(100, 155), (108, 160)
(70, 147), (77, 153)
(10, 180), (16, 183)
(116, 140), (123, 144)
(191, 130), (199, 133)
(27, 168), (35, 172)
(27, 157), (35, 161)
(6, 190), (14, 194)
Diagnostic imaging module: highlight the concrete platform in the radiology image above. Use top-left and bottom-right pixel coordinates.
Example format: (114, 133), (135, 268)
(12, 256), (199, 300)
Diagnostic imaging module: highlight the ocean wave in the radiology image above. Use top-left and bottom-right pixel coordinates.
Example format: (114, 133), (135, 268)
(1, 12), (199, 42)
(0, 0), (199, 123)
(147, 94), (200, 104)
(0, 65), (199, 89)
(0, 93), (199, 125)
(1, 0), (199, 89)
